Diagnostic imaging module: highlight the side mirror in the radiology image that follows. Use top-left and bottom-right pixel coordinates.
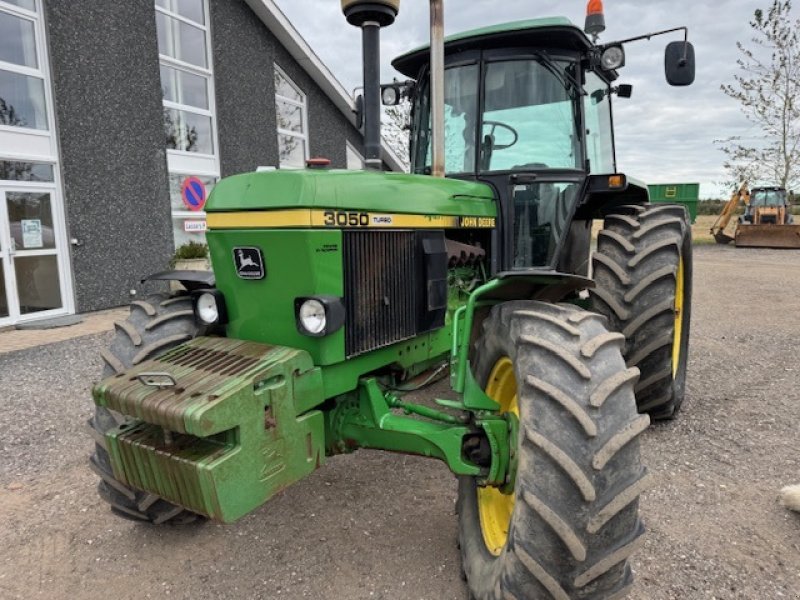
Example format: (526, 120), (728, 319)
(665, 41), (695, 86)
(353, 94), (364, 129)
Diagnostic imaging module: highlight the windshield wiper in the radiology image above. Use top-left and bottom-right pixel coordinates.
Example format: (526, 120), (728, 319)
(533, 52), (586, 98)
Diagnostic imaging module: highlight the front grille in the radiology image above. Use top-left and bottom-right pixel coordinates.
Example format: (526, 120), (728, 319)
(343, 231), (417, 357)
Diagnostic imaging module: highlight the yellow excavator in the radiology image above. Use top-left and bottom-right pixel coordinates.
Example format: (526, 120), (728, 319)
(711, 183), (800, 248)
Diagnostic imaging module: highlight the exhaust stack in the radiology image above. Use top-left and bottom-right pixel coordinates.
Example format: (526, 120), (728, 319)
(429, 0), (445, 177)
(342, 0), (399, 170)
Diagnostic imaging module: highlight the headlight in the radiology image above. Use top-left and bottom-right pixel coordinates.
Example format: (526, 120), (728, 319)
(601, 45), (625, 70)
(295, 296), (346, 337)
(299, 299), (326, 335)
(381, 85), (399, 106)
(193, 290), (227, 325)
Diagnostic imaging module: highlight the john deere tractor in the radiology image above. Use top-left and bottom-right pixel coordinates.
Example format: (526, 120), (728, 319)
(88, 1), (695, 597)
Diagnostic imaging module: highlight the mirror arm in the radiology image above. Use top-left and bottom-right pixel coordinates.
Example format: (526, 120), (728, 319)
(605, 26), (690, 62)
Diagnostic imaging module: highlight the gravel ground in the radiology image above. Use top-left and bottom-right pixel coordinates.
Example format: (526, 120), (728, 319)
(1, 245), (799, 599)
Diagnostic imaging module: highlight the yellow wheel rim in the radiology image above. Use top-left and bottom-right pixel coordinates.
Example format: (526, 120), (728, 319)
(672, 258), (685, 378)
(477, 357), (519, 556)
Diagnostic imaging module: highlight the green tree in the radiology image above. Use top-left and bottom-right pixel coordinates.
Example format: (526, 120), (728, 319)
(719, 1), (800, 189)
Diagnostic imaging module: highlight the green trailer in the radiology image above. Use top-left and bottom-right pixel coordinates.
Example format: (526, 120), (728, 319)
(648, 183), (700, 223)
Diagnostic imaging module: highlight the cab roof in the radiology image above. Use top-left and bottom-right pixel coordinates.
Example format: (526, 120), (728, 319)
(392, 17), (595, 77)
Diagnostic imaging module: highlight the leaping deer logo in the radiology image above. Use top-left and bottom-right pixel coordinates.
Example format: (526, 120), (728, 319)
(237, 249), (259, 270)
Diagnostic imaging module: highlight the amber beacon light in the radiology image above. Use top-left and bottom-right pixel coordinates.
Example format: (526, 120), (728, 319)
(585, 0), (606, 39)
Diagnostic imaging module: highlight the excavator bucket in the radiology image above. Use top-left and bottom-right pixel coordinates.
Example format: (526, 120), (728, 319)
(713, 231), (735, 245)
(735, 224), (800, 248)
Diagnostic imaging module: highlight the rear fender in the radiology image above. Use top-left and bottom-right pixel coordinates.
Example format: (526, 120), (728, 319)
(574, 174), (649, 220)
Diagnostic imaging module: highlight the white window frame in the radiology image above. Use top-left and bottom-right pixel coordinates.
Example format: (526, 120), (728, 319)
(156, 0), (220, 177)
(0, 0), (52, 155)
(0, 0), (75, 324)
(274, 65), (309, 169)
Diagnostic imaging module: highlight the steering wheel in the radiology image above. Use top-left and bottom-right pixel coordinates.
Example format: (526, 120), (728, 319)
(483, 120), (519, 150)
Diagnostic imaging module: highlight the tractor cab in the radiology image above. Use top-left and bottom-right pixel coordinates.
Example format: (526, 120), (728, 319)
(391, 17), (694, 273)
(745, 186), (792, 226)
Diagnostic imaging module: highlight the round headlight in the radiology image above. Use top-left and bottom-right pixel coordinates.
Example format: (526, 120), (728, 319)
(381, 86), (399, 106)
(601, 45), (625, 70)
(299, 299), (326, 335)
(196, 292), (219, 324)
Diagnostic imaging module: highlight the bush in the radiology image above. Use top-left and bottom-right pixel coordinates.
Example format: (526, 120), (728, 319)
(697, 200), (741, 216)
(170, 242), (208, 268)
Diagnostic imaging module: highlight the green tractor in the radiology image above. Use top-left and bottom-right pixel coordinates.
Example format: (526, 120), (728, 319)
(88, 1), (695, 597)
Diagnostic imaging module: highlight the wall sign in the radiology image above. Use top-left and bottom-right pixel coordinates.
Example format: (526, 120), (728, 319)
(21, 219), (43, 249)
(184, 220), (207, 233)
(181, 176), (207, 212)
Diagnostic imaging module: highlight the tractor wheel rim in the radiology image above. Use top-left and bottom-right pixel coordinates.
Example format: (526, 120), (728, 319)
(672, 257), (685, 378)
(477, 357), (518, 556)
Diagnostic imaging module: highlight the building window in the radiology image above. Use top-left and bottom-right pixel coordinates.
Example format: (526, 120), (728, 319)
(275, 66), (308, 169)
(0, 0), (74, 326)
(156, 0), (216, 158)
(0, 2), (47, 131)
(155, 0), (219, 248)
(346, 141), (364, 170)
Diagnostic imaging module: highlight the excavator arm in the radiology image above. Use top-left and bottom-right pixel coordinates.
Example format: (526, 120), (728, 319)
(711, 183), (750, 244)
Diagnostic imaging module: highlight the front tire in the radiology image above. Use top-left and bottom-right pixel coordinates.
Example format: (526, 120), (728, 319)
(459, 301), (649, 599)
(590, 204), (692, 419)
(88, 293), (206, 524)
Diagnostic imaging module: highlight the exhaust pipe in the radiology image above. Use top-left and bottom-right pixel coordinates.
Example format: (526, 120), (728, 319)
(341, 1), (399, 170)
(429, 0), (445, 177)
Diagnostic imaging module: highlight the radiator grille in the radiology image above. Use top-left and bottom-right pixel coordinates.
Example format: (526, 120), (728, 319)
(343, 231), (417, 357)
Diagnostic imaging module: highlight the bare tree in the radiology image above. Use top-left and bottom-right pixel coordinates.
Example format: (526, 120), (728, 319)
(382, 103), (411, 172)
(719, 1), (800, 189)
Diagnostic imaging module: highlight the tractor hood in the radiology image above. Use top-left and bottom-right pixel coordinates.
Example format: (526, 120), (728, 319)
(205, 169), (496, 216)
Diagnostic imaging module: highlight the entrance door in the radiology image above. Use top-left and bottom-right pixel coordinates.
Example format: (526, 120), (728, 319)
(0, 186), (67, 326)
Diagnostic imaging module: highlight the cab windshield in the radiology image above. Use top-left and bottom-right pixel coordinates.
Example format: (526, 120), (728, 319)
(751, 189), (787, 206)
(414, 56), (583, 175)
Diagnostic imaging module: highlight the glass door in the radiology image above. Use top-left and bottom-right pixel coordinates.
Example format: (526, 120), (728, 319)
(0, 186), (65, 324)
(0, 205), (10, 324)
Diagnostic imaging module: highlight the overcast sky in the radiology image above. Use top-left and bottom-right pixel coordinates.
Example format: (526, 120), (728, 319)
(274, 0), (772, 198)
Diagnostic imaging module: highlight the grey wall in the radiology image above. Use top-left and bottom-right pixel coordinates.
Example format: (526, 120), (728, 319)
(42, 0), (371, 314)
(45, 0), (173, 312)
(209, 0), (364, 176)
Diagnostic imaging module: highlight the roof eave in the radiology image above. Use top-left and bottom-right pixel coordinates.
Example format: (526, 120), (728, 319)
(243, 0), (405, 172)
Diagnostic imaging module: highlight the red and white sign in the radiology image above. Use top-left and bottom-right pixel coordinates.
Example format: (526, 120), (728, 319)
(181, 176), (208, 211)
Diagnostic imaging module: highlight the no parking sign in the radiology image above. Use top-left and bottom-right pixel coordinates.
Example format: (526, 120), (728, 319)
(181, 176), (207, 212)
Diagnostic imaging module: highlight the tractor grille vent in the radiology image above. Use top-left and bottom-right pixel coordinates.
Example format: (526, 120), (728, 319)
(160, 345), (260, 377)
(343, 231), (417, 357)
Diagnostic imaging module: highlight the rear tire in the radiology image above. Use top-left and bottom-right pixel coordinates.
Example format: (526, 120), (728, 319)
(88, 293), (206, 524)
(459, 301), (648, 599)
(590, 204), (692, 420)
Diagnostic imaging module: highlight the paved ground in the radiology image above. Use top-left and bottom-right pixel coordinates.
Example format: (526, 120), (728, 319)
(1, 245), (799, 599)
(0, 308), (128, 354)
